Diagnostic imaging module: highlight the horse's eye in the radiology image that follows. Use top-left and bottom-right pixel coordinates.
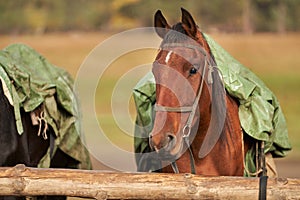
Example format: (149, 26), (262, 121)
(189, 67), (198, 75)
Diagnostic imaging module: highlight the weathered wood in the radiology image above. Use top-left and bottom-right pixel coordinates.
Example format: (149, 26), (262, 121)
(0, 164), (299, 199)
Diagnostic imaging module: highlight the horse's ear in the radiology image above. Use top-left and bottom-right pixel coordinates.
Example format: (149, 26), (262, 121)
(181, 8), (197, 38)
(154, 10), (171, 39)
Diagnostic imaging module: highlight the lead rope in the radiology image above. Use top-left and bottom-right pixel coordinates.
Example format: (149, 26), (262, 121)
(171, 162), (179, 173)
(241, 132), (267, 200)
(170, 129), (196, 174)
(184, 136), (196, 174)
(242, 139), (263, 177)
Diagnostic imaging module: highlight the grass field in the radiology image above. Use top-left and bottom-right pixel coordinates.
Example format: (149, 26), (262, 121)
(0, 32), (299, 180)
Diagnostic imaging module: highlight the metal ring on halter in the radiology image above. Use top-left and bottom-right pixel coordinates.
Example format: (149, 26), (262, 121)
(182, 125), (191, 138)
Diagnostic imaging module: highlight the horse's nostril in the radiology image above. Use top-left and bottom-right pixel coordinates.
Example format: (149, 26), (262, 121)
(166, 133), (176, 150)
(149, 132), (176, 153)
(167, 134), (175, 142)
(149, 134), (154, 148)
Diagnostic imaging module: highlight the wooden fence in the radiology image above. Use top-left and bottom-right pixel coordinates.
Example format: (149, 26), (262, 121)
(0, 164), (299, 199)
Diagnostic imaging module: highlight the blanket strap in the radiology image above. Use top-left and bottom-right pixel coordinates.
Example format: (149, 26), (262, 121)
(36, 110), (48, 140)
(259, 141), (268, 200)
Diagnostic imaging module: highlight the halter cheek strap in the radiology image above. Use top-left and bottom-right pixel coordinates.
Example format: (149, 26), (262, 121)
(182, 59), (207, 138)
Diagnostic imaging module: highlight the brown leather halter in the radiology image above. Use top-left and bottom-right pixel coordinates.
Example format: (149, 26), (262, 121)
(153, 43), (211, 174)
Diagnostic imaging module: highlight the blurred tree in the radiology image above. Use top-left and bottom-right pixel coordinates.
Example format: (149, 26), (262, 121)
(109, 0), (140, 30)
(252, 0), (299, 33)
(285, 0), (300, 32)
(195, 0), (242, 32)
(243, 0), (253, 34)
(24, 0), (48, 34)
(0, 0), (299, 34)
(253, 0), (280, 32)
(118, 0), (190, 27)
(0, 0), (27, 34)
(276, 0), (286, 34)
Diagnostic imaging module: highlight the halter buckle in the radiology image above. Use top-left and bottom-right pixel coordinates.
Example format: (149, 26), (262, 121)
(183, 125), (191, 138)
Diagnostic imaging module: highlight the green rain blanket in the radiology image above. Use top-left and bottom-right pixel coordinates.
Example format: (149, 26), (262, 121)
(0, 43), (91, 169)
(133, 34), (292, 175)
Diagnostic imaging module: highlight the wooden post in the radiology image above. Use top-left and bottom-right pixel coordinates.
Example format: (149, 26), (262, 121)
(0, 164), (299, 199)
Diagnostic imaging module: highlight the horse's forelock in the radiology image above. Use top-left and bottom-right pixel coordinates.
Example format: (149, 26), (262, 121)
(160, 23), (212, 57)
(160, 23), (189, 47)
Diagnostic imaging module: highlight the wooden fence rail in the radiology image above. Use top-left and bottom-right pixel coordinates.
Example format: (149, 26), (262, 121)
(0, 164), (299, 199)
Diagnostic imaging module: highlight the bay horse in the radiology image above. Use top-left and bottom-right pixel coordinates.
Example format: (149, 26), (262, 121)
(149, 8), (253, 176)
(0, 76), (78, 199)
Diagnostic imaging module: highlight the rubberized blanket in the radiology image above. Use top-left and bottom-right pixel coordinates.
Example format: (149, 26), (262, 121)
(133, 34), (291, 175)
(0, 44), (91, 169)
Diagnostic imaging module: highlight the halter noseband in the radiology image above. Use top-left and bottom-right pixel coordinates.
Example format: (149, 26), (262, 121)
(153, 43), (211, 174)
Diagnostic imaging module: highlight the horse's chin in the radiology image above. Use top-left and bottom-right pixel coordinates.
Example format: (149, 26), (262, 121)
(157, 139), (184, 162)
(169, 139), (184, 157)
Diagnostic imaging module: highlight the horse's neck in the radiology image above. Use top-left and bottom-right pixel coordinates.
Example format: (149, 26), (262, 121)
(192, 67), (229, 158)
(193, 92), (244, 160)
(190, 34), (235, 158)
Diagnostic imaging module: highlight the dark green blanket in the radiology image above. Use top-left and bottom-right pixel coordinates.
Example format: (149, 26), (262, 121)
(0, 44), (91, 169)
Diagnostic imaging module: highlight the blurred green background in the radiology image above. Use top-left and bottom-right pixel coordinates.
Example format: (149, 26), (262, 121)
(0, 0), (299, 181)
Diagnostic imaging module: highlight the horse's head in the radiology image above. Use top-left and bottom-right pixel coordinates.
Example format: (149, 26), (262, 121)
(149, 8), (214, 160)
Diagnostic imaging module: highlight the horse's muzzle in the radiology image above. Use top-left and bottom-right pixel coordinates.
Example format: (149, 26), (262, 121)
(149, 133), (179, 160)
